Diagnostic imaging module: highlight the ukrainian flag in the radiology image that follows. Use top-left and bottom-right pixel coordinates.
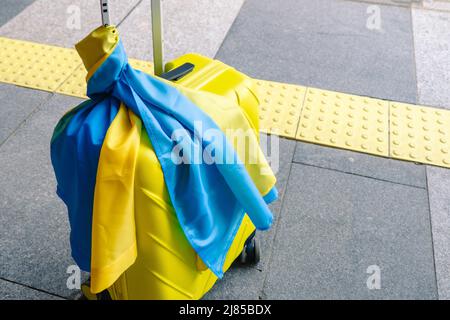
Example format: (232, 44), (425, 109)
(51, 26), (277, 294)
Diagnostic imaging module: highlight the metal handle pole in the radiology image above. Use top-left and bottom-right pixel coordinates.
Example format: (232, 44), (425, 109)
(151, 0), (164, 76)
(100, 0), (111, 26)
(100, 0), (164, 76)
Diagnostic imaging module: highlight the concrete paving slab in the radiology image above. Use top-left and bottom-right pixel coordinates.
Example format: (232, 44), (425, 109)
(216, 0), (417, 103)
(0, 83), (51, 146)
(0, 0), (36, 27)
(413, 7), (450, 300)
(0, 93), (88, 299)
(204, 136), (296, 299)
(426, 166), (450, 300)
(256, 135), (297, 264)
(263, 163), (437, 299)
(0, 279), (63, 300)
(412, 8), (450, 110)
(118, 0), (245, 62)
(0, 0), (139, 48)
(294, 141), (427, 188)
(203, 266), (263, 300)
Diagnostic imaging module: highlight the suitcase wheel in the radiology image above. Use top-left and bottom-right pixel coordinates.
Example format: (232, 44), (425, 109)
(80, 279), (112, 301)
(239, 236), (260, 265)
(81, 282), (98, 300)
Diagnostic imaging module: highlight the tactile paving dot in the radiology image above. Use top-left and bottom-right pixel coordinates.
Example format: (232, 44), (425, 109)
(0, 37), (80, 91)
(390, 102), (450, 168)
(296, 88), (389, 156)
(255, 79), (306, 139)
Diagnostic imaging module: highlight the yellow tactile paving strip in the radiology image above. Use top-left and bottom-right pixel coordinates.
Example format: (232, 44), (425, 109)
(255, 80), (307, 139)
(390, 102), (450, 167)
(0, 37), (81, 91)
(297, 87), (389, 156)
(1, 36), (450, 169)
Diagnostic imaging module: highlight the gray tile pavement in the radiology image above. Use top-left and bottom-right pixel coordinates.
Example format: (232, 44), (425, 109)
(0, 83), (51, 146)
(0, 0), (140, 47)
(412, 8), (450, 110)
(412, 6), (450, 300)
(216, 0), (417, 103)
(203, 266), (264, 300)
(426, 166), (450, 300)
(294, 141), (427, 188)
(213, 0), (440, 299)
(0, 0), (35, 27)
(119, 0), (245, 61)
(263, 163), (437, 299)
(0, 93), (87, 299)
(0, 0), (246, 70)
(0, 279), (64, 300)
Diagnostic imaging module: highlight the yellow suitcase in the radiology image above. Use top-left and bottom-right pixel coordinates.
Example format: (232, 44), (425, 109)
(81, 53), (262, 300)
(81, 2), (264, 300)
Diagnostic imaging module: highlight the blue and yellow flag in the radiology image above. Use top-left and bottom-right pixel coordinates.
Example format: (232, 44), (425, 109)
(51, 26), (277, 293)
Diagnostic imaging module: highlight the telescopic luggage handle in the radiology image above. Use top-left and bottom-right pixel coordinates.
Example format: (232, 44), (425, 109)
(99, 0), (165, 76)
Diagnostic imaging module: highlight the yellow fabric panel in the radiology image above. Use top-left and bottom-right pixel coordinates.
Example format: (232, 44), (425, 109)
(90, 104), (141, 293)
